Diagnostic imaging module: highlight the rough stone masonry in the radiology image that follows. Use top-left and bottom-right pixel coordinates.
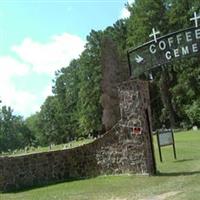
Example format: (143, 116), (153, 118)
(0, 80), (156, 191)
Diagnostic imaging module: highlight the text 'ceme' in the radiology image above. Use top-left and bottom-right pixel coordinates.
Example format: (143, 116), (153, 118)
(149, 28), (200, 60)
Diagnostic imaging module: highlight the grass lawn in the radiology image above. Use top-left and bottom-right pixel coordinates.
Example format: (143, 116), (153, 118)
(0, 130), (200, 200)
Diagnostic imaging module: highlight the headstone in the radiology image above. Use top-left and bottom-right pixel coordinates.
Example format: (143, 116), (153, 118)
(193, 126), (198, 131)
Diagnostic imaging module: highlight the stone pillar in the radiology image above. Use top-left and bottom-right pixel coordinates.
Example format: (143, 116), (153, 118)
(118, 79), (156, 175)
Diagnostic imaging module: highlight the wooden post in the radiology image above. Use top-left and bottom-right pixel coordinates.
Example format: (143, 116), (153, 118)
(156, 131), (163, 162)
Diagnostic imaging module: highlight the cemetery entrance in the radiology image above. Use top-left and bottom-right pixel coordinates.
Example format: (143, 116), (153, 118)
(127, 12), (200, 169)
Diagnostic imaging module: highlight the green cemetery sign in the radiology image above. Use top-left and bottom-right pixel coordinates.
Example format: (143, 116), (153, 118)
(156, 129), (177, 162)
(128, 12), (200, 78)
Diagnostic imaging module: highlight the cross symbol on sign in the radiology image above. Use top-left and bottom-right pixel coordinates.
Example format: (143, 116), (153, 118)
(190, 12), (200, 28)
(149, 28), (160, 43)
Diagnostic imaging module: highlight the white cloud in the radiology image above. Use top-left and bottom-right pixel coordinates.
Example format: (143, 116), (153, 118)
(42, 84), (53, 98)
(128, 0), (135, 5)
(0, 56), (29, 78)
(0, 56), (38, 117)
(0, 33), (85, 117)
(120, 7), (130, 19)
(10, 90), (39, 117)
(120, 0), (135, 19)
(12, 33), (86, 75)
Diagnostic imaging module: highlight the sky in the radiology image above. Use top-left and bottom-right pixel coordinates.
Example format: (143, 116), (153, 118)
(0, 0), (132, 118)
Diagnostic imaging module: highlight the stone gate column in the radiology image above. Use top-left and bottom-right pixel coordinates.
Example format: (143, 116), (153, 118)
(118, 79), (156, 175)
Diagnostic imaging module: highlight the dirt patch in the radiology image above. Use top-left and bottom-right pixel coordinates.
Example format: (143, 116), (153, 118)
(108, 191), (181, 200)
(109, 198), (128, 200)
(140, 191), (181, 200)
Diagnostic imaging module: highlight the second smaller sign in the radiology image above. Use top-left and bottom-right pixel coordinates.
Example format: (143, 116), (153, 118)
(156, 128), (177, 162)
(158, 129), (173, 146)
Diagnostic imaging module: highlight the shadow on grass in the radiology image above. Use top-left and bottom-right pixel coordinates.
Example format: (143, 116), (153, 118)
(157, 170), (200, 177)
(2, 176), (95, 194)
(174, 159), (195, 163)
(156, 158), (200, 176)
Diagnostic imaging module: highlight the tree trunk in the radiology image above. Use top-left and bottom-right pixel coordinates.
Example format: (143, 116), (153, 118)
(100, 37), (129, 131)
(159, 69), (177, 128)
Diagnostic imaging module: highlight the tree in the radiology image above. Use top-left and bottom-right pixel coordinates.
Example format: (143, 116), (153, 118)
(127, 0), (168, 47)
(100, 36), (124, 131)
(25, 112), (43, 146)
(0, 105), (34, 152)
(38, 96), (67, 145)
(77, 30), (103, 136)
(53, 59), (81, 139)
(166, 0), (200, 127)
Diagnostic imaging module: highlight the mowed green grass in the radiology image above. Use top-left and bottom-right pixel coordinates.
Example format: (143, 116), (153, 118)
(1, 130), (200, 200)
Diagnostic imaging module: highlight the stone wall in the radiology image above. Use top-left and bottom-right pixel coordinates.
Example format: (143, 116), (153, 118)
(0, 80), (156, 192)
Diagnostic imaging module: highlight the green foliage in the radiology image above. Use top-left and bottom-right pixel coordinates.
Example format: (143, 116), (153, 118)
(53, 59), (80, 139)
(127, 0), (168, 47)
(171, 58), (200, 127)
(32, 30), (104, 145)
(38, 96), (65, 145)
(166, 0), (200, 30)
(185, 100), (200, 126)
(25, 112), (42, 146)
(77, 30), (103, 136)
(0, 105), (34, 152)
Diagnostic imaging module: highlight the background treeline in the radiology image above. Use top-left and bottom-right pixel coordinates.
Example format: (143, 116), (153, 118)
(0, 0), (200, 152)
